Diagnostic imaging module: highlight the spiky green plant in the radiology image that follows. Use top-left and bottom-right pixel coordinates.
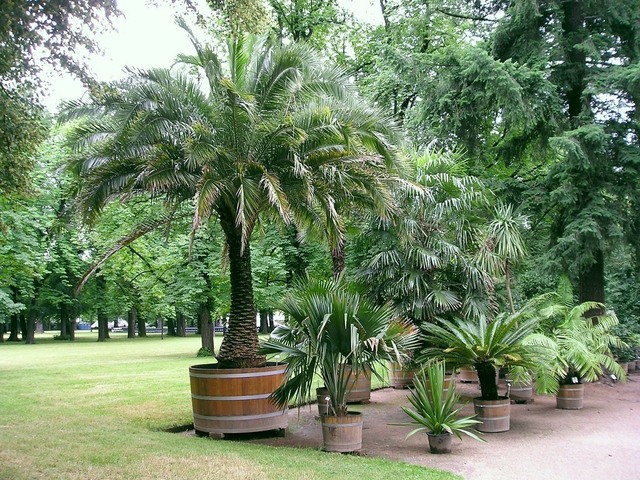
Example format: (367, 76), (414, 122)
(259, 276), (417, 416)
(418, 298), (548, 400)
(395, 361), (485, 442)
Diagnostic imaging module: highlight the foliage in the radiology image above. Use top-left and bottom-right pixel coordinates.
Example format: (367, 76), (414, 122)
(63, 29), (405, 366)
(353, 147), (494, 324)
(197, 346), (214, 357)
(417, 300), (547, 400)
(260, 276), (417, 415)
(394, 361), (484, 442)
(524, 290), (628, 392)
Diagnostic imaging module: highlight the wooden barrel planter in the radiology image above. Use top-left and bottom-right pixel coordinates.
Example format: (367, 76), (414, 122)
(189, 362), (288, 435)
(505, 374), (533, 404)
(343, 364), (371, 403)
(473, 397), (510, 433)
(321, 412), (363, 452)
(556, 383), (584, 410)
(389, 362), (415, 389)
(458, 366), (479, 383)
(316, 387), (330, 416)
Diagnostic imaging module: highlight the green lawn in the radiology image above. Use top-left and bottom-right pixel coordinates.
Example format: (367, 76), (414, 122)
(0, 332), (460, 480)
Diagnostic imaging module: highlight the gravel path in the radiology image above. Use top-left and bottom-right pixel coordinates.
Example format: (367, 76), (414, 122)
(244, 370), (640, 480)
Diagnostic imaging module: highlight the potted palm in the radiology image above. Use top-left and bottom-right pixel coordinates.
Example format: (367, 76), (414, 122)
(64, 30), (404, 435)
(417, 301), (547, 432)
(525, 298), (627, 409)
(260, 276), (417, 452)
(394, 361), (484, 453)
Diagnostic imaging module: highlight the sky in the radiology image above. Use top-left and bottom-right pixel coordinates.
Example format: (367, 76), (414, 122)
(43, 0), (382, 112)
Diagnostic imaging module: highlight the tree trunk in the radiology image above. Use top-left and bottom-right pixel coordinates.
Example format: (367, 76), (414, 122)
(259, 309), (269, 334)
(60, 302), (70, 339)
(25, 311), (36, 345)
(167, 317), (176, 336)
(137, 312), (146, 337)
(176, 311), (186, 337)
(217, 220), (262, 368)
(578, 247), (605, 318)
(96, 275), (109, 342)
(331, 243), (346, 278)
(268, 310), (275, 332)
(19, 313), (27, 340)
(68, 317), (75, 340)
(8, 313), (20, 342)
(127, 306), (137, 338)
(198, 301), (214, 354)
(475, 362), (499, 400)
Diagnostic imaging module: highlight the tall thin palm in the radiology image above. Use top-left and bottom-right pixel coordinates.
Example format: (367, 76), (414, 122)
(63, 30), (404, 367)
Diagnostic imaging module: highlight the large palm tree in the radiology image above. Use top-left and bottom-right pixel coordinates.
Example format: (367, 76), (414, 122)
(63, 29), (404, 367)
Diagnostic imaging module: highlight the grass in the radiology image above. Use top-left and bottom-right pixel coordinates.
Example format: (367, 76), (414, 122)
(0, 332), (460, 480)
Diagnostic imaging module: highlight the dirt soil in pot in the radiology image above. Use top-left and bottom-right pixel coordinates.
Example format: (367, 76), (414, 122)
(192, 372), (640, 480)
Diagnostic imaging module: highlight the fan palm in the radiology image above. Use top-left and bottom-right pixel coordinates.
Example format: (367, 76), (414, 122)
(63, 29), (404, 367)
(260, 276), (417, 416)
(355, 147), (493, 323)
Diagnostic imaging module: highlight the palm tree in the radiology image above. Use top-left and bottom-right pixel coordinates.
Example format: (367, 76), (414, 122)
(63, 29), (405, 367)
(354, 147), (493, 323)
(418, 301), (546, 400)
(524, 285), (627, 392)
(477, 203), (527, 313)
(260, 276), (417, 416)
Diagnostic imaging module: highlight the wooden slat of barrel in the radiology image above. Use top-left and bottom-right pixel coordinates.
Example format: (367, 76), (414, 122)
(344, 364), (371, 403)
(189, 362), (288, 434)
(473, 397), (510, 433)
(389, 362), (415, 389)
(556, 383), (584, 410)
(321, 412), (363, 452)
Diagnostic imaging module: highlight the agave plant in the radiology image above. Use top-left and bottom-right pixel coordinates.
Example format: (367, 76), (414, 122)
(260, 276), (417, 416)
(396, 361), (484, 442)
(524, 298), (627, 392)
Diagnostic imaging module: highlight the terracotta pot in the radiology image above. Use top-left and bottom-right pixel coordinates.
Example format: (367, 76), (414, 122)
(427, 432), (452, 454)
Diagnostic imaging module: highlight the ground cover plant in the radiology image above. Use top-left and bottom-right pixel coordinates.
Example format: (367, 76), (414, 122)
(0, 332), (459, 480)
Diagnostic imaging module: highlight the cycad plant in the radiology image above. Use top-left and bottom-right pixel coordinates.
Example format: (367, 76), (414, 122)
(260, 276), (417, 416)
(418, 299), (547, 400)
(524, 294), (627, 392)
(396, 361), (484, 443)
(62, 27), (404, 368)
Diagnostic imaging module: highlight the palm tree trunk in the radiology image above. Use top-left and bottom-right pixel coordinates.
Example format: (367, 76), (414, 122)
(476, 362), (498, 400)
(217, 224), (263, 368)
(505, 260), (515, 314)
(331, 243), (346, 278)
